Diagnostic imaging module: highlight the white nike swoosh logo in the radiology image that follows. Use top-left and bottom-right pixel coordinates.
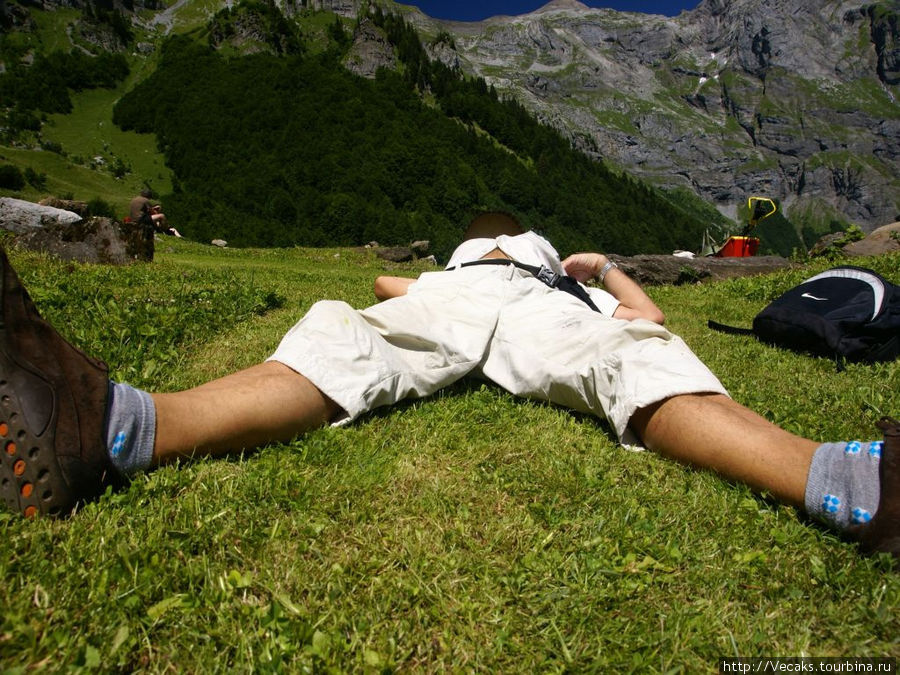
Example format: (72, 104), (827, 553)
(801, 293), (828, 301)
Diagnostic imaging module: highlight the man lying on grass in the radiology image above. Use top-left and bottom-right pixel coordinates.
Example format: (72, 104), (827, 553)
(1, 212), (897, 559)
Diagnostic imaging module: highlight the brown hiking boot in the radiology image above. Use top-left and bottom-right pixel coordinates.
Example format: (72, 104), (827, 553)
(852, 417), (900, 559)
(0, 246), (118, 517)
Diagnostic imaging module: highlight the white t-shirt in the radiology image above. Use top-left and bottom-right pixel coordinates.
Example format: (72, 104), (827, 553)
(445, 231), (620, 316)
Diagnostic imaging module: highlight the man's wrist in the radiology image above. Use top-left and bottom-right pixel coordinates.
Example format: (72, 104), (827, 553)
(591, 254), (609, 277)
(598, 260), (618, 284)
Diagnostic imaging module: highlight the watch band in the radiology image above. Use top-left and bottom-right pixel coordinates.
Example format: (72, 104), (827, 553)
(598, 260), (618, 283)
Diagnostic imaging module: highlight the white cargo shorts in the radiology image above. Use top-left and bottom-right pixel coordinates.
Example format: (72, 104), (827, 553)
(268, 264), (727, 444)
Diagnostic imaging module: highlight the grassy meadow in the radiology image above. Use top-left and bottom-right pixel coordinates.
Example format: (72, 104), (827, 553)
(0, 239), (898, 672)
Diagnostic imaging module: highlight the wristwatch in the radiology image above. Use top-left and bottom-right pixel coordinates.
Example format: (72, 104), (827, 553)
(598, 260), (618, 283)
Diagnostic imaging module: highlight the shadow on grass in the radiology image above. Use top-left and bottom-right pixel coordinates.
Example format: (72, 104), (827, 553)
(358, 376), (614, 432)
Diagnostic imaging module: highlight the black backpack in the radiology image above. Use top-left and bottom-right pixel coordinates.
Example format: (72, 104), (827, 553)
(709, 266), (900, 365)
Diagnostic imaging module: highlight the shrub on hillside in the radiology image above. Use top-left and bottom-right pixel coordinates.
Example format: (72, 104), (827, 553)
(86, 197), (117, 219)
(40, 140), (65, 155)
(0, 165), (25, 190)
(6, 106), (41, 134)
(24, 167), (47, 190)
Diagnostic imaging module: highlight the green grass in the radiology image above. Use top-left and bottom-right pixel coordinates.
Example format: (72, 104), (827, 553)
(23, 6), (81, 52)
(0, 241), (897, 672)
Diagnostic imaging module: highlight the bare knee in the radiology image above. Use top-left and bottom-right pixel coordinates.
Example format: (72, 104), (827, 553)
(629, 393), (732, 448)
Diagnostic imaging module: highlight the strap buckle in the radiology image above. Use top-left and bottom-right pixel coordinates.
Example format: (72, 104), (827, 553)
(535, 266), (560, 288)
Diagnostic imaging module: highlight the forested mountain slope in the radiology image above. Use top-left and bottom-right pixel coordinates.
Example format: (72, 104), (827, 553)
(3, 0), (727, 258)
(112, 10), (714, 258)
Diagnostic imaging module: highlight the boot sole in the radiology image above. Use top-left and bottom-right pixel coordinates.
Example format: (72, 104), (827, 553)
(0, 353), (75, 517)
(0, 281), (75, 518)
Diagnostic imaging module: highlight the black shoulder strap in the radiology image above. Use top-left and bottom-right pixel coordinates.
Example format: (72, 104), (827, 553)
(459, 259), (601, 313)
(459, 258), (520, 270)
(554, 275), (601, 313)
(707, 320), (755, 335)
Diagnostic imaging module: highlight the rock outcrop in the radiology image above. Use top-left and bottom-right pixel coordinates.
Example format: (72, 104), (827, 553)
(38, 197), (89, 218)
(374, 239), (431, 263)
(305, 0), (359, 17)
(609, 253), (795, 286)
(0, 197), (82, 235)
(344, 19), (396, 78)
(808, 221), (900, 257)
(208, 1), (302, 55)
(0, 197), (153, 264)
(12, 216), (154, 264)
(843, 222), (900, 257)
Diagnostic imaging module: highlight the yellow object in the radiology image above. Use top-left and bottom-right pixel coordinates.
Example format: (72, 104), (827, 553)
(748, 197), (777, 228)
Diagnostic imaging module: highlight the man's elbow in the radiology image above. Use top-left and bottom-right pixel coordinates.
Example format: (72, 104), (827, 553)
(612, 305), (665, 324)
(647, 308), (666, 325)
(373, 277), (390, 301)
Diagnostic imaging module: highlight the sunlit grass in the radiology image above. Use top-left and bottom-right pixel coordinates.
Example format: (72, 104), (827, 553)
(0, 242), (897, 672)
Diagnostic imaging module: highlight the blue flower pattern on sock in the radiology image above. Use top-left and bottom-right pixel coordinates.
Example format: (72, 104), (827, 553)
(868, 441), (882, 459)
(844, 441), (862, 455)
(110, 431), (127, 458)
(807, 440), (881, 532)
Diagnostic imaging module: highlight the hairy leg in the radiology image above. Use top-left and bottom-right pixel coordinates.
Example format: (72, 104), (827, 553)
(629, 393), (818, 508)
(152, 361), (339, 464)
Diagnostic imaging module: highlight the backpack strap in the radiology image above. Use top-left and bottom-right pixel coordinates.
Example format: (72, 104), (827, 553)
(803, 266), (888, 321)
(707, 320), (755, 335)
(459, 258), (602, 313)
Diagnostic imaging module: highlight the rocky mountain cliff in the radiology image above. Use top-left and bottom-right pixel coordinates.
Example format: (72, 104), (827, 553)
(399, 0), (898, 233)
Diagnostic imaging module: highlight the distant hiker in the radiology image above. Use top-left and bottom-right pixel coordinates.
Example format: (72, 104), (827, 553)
(129, 189), (181, 237)
(1, 211), (897, 561)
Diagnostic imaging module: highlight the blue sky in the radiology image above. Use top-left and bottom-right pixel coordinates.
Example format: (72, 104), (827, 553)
(403, 1), (700, 22)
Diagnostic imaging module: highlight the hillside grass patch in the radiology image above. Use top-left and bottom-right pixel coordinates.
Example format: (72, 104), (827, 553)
(40, 84), (173, 206)
(0, 144), (136, 207)
(23, 6), (81, 53)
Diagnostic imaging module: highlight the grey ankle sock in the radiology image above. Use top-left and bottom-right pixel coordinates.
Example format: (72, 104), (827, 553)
(804, 439), (883, 531)
(104, 382), (156, 476)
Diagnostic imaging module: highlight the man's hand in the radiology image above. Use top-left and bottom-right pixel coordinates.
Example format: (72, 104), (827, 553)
(562, 251), (665, 324)
(561, 253), (608, 282)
